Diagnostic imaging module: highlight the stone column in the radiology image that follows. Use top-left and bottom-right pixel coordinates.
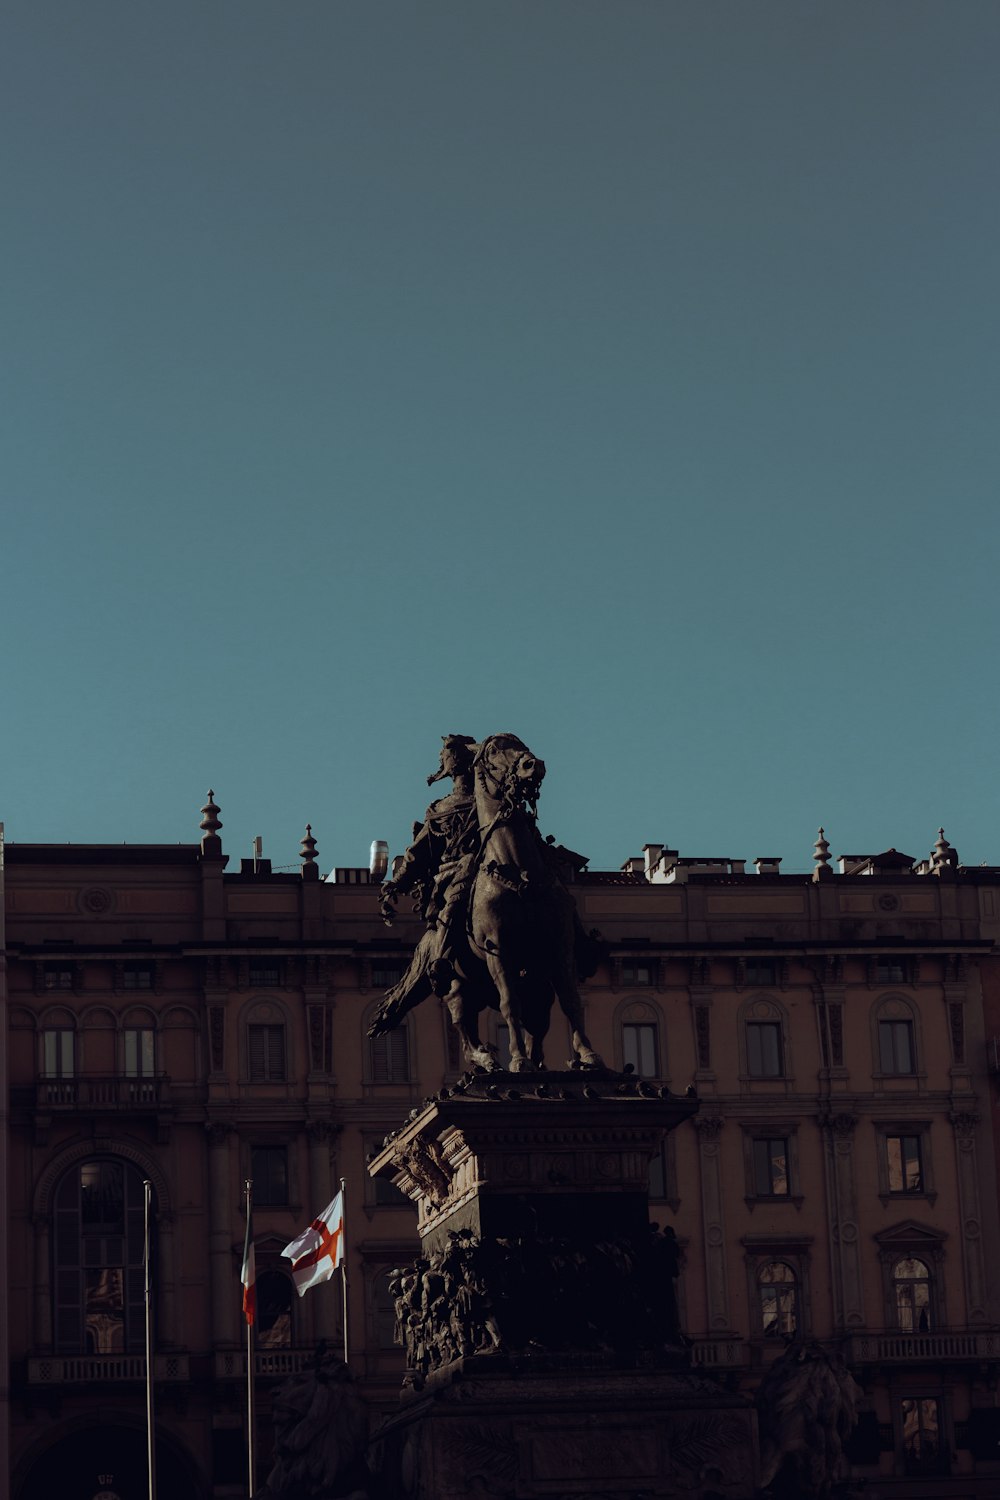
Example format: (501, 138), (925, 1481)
(206, 1121), (236, 1346)
(952, 1111), (988, 1325)
(821, 1112), (865, 1331)
(693, 1114), (730, 1332)
(33, 1216), (52, 1350)
(306, 1122), (337, 1341)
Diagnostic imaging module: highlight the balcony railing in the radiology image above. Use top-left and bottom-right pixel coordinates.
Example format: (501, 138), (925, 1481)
(28, 1353), (189, 1384)
(35, 1076), (166, 1110)
(689, 1337), (749, 1368)
(848, 1330), (1000, 1363)
(214, 1348), (315, 1380)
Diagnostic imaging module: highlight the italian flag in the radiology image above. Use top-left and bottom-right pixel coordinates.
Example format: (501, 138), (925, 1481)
(241, 1207), (256, 1325)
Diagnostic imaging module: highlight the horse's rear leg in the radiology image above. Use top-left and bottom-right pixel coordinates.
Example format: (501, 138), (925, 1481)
(555, 975), (603, 1068)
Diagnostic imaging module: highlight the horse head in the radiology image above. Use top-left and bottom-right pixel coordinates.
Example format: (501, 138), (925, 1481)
(472, 733), (546, 821)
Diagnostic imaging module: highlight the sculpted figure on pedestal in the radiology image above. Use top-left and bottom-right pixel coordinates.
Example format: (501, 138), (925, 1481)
(253, 1345), (370, 1500)
(371, 732), (603, 1073)
(755, 1340), (861, 1500)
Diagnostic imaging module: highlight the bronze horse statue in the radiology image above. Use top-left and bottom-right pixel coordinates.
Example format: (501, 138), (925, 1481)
(369, 733), (603, 1073)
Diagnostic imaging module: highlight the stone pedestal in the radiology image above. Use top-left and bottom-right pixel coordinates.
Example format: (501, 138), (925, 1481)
(370, 1362), (758, 1500)
(367, 1071), (758, 1498)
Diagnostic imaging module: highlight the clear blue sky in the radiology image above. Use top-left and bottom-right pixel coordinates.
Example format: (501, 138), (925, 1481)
(3, 3), (998, 873)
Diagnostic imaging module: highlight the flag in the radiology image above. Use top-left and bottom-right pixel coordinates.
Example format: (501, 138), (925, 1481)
(281, 1189), (344, 1298)
(241, 1207), (256, 1326)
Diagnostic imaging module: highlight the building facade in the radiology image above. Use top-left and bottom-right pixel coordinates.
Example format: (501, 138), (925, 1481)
(3, 805), (1000, 1498)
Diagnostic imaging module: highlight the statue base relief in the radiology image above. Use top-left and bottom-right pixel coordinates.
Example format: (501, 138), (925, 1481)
(366, 1072), (759, 1499)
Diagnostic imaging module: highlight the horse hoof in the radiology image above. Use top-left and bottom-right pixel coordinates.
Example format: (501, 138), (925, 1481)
(578, 1050), (604, 1069)
(509, 1056), (536, 1074)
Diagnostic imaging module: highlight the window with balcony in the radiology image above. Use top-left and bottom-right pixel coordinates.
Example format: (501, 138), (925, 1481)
(42, 1028), (75, 1080)
(251, 1146), (289, 1207)
(123, 1028), (155, 1078)
(248, 1024), (286, 1082)
(758, 1261), (798, 1339)
(256, 1270), (293, 1349)
(54, 1158), (147, 1354)
(894, 1257), (932, 1332)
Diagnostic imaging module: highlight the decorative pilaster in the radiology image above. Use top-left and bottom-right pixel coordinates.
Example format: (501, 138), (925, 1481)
(821, 1112), (865, 1331)
(951, 1111), (988, 1324)
(692, 1114), (730, 1331)
(205, 1120), (236, 1346)
(157, 1211), (177, 1346)
(306, 1121), (338, 1339)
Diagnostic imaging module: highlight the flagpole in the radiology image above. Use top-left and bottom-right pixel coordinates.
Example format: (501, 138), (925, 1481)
(340, 1176), (349, 1367)
(245, 1179), (256, 1499)
(143, 1180), (157, 1500)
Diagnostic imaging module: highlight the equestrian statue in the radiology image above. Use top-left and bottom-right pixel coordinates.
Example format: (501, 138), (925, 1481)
(368, 732), (604, 1073)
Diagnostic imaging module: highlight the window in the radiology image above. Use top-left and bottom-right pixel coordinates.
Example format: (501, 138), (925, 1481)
(374, 1173), (411, 1208)
(745, 960), (776, 986)
(894, 1257), (932, 1332)
(249, 962), (281, 988)
(256, 1270), (293, 1349)
(747, 1022), (784, 1078)
(249, 1024), (286, 1082)
(372, 1269), (398, 1348)
(122, 964), (153, 991)
(621, 961), (654, 987)
(42, 1029), (75, 1078)
(251, 1146), (289, 1206)
(877, 960), (907, 985)
(54, 1159), (147, 1354)
(370, 1028), (409, 1083)
(879, 1020), (915, 1075)
(43, 966), (74, 991)
(623, 1022), (659, 1078)
(648, 1144), (668, 1200)
(372, 962), (406, 988)
(753, 1138), (790, 1197)
(123, 1028), (155, 1078)
(901, 1398), (941, 1474)
(758, 1261), (798, 1339)
(886, 1135), (923, 1194)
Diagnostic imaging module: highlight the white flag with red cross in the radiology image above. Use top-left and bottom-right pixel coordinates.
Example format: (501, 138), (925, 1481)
(281, 1190), (345, 1297)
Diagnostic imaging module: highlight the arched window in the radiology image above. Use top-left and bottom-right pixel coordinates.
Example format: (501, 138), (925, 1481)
(894, 1257), (932, 1331)
(40, 1010), (76, 1104)
(872, 995), (920, 1077)
(256, 1270), (293, 1349)
(758, 1261), (798, 1339)
(53, 1158), (148, 1354)
(617, 1001), (664, 1078)
(370, 1028), (410, 1084)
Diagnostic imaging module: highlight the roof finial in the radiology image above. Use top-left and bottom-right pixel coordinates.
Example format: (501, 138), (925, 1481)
(812, 826), (832, 881)
(300, 823), (319, 881)
(931, 827), (957, 876)
(200, 790), (223, 857)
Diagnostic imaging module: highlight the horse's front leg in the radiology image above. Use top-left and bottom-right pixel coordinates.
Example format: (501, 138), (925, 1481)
(444, 988), (498, 1073)
(483, 954), (534, 1072)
